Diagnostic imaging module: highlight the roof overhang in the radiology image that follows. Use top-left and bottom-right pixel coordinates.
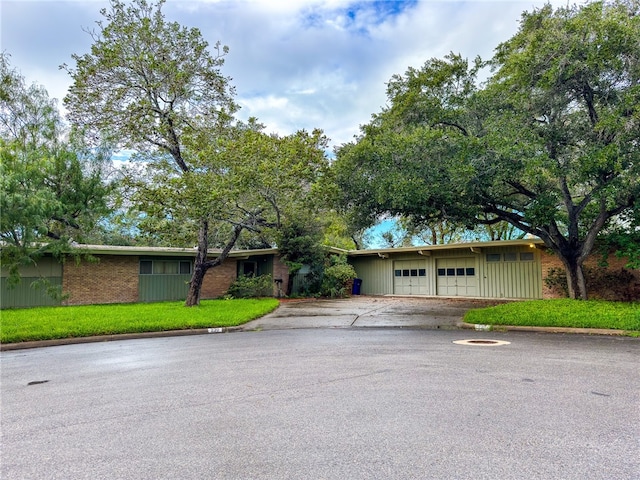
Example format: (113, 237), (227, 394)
(73, 244), (280, 258)
(346, 238), (545, 257)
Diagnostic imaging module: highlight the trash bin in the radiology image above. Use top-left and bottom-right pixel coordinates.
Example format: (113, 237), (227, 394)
(352, 278), (362, 295)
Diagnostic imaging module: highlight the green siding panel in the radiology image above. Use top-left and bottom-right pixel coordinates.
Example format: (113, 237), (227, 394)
(138, 275), (191, 302)
(0, 257), (62, 279)
(350, 257), (394, 295)
(481, 247), (542, 299)
(1, 277), (62, 309)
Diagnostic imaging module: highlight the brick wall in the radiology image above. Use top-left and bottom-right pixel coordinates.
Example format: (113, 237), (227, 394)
(272, 255), (290, 297)
(63, 255), (139, 305)
(540, 249), (640, 300)
(200, 259), (238, 299)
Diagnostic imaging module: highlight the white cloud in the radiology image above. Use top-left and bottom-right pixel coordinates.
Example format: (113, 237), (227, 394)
(2, 0), (564, 148)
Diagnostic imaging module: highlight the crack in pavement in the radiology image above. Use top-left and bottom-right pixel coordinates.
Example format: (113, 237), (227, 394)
(350, 303), (393, 327)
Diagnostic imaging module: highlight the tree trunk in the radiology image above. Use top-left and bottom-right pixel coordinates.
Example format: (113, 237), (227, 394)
(185, 221), (244, 306)
(185, 220), (210, 307)
(561, 256), (588, 300)
(185, 262), (206, 306)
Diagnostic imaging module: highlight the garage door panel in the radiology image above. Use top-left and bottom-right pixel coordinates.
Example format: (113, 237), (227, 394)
(393, 261), (428, 295)
(436, 258), (477, 297)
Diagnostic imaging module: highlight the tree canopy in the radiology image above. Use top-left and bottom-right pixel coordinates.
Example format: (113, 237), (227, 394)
(332, 1), (640, 299)
(0, 54), (112, 286)
(63, 0), (329, 305)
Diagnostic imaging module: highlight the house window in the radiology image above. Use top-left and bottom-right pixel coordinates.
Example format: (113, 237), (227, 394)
(418, 269), (426, 277)
(402, 269), (410, 276)
(486, 254), (501, 262)
(140, 260), (153, 275)
(394, 270), (402, 277)
(466, 268), (475, 276)
(437, 268), (446, 276)
(456, 268), (465, 276)
(446, 268), (455, 276)
(139, 260), (191, 275)
(241, 261), (257, 277)
(520, 252), (534, 261)
(504, 252), (517, 262)
(410, 269), (418, 276)
(154, 261), (179, 274)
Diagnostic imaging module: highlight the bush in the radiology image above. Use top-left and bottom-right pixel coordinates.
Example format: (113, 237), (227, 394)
(226, 274), (273, 298)
(320, 255), (357, 298)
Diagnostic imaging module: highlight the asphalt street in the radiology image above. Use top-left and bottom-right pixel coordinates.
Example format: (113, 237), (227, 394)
(1, 329), (638, 479)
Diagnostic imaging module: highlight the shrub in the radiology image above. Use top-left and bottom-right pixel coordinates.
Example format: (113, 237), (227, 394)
(320, 255), (357, 298)
(226, 274), (273, 298)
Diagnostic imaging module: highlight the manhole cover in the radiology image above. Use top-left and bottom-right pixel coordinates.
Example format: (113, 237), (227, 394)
(453, 339), (511, 346)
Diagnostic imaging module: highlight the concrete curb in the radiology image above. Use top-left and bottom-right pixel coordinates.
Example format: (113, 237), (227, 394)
(0, 326), (243, 351)
(2, 323), (633, 351)
(458, 322), (630, 336)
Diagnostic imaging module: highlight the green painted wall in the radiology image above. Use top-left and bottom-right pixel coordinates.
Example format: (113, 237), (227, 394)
(138, 274), (192, 302)
(1, 277), (63, 309)
(138, 257), (193, 302)
(1, 257), (63, 309)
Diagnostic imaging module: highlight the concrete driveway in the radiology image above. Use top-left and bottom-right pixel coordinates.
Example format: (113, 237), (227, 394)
(242, 296), (503, 330)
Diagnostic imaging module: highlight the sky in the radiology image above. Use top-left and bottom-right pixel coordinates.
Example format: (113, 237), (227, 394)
(1, 0), (564, 152)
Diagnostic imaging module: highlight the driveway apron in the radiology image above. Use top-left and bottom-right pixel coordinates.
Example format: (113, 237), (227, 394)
(241, 296), (501, 330)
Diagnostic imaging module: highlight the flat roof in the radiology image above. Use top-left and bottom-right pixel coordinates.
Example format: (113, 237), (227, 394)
(29, 240), (544, 258)
(346, 238), (544, 256)
(75, 244), (280, 257)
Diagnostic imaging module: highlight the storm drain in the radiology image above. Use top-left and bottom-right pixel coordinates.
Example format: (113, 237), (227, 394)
(453, 339), (511, 346)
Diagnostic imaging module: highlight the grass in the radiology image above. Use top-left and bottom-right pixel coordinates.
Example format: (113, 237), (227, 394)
(464, 299), (640, 333)
(0, 298), (280, 343)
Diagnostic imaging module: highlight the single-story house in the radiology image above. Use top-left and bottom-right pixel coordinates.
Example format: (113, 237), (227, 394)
(1, 239), (638, 308)
(0, 245), (292, 309)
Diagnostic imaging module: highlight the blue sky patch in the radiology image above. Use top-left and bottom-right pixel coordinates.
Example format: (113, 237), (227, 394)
(301, 0), (419, 34)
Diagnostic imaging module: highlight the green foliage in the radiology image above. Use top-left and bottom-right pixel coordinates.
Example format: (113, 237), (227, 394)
(320, 254), (357, 298)
(226, 274), (273, 299)
(332, 1), (640, 299)
(63, 0), (237, 157)
(464, 299), (640, 333)
(601, 231), (640, 270)
(276, 214), (326, 294)
(0, 298), (279, 343)
(0, 54), (112, 288)
(62, 0), (329, 305)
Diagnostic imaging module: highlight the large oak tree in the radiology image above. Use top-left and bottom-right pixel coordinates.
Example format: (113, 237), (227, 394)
(64, 0), (328, 305)
(333, 1), (640, 299)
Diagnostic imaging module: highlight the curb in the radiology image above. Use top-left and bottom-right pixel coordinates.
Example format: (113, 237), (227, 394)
(0, 326), (243, 351)
(458, 322), (630, 336)
(2, 323), (632, 351)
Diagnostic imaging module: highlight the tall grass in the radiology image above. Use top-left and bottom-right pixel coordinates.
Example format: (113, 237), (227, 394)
(464, 299), (640, 332)
(1, 298), (279, 343)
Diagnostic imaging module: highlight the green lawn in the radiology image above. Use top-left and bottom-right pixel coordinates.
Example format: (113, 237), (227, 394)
(464, 299), (640, 333)
(0, 298), (279, 343)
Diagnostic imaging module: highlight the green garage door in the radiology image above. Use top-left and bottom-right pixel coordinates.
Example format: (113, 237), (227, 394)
(393, 260), (428, 295)
(436, 258), (477, 297)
